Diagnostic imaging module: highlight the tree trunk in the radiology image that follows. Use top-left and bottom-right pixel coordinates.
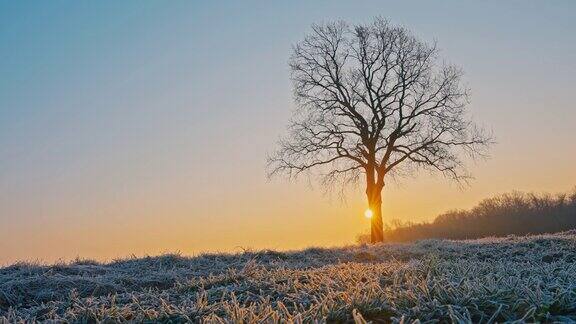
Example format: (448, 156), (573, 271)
(367, 186), (384, 243)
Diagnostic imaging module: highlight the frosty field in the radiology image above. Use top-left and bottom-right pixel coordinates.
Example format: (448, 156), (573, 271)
(2, 232), (576, 323)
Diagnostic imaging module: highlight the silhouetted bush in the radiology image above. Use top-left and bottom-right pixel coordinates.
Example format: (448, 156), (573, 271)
(359, 188), (576, 243)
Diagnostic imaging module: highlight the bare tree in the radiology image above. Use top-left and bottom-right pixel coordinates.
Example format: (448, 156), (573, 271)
(268, 18), (492, 243)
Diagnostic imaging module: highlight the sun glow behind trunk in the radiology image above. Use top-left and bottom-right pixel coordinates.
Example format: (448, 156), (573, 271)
(364, 209), (373, 219)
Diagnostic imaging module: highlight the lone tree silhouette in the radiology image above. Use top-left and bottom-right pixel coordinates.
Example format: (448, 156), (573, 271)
(268, 18), (492, 243)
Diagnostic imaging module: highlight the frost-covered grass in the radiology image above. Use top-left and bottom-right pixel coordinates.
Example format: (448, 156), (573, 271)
(2, 232), (576, 323)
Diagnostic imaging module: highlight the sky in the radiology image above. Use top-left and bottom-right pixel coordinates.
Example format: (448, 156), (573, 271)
(1, 1), (575, 264)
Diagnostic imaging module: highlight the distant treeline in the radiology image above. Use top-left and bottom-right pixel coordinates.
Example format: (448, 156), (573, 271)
(359, 188), (576, 243)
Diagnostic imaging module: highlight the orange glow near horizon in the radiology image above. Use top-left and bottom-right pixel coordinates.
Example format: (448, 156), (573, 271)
(2, 171), (574, 265)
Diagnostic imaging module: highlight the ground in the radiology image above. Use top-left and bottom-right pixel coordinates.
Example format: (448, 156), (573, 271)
(1, 232), (576, 323)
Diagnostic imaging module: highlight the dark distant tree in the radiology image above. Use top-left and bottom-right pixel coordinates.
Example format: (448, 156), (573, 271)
(268, 18), (492, 243)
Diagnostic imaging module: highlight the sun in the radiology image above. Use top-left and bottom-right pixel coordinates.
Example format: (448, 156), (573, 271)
(364, 209), (373, 219)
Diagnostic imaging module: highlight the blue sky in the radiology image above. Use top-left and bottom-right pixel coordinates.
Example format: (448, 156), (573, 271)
(1, 1), (575, 263)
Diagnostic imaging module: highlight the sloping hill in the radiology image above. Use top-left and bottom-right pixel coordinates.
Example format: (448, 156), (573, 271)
(2, 231), (576, 322)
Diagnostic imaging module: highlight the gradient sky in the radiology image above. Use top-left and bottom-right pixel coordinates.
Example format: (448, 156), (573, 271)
(1, 1), (575, 264)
